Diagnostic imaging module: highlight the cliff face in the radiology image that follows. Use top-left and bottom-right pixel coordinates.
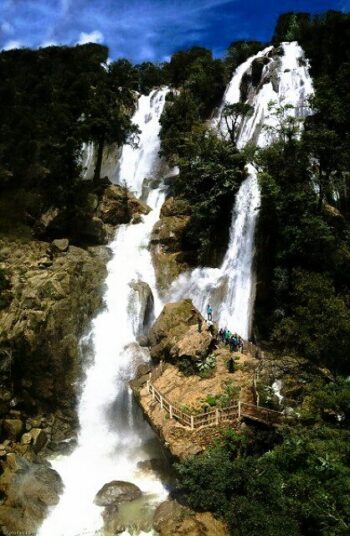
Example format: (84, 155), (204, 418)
(151, 197), (192, 292)
(0, 238), (108, 438)
(0, 184), (151, 534)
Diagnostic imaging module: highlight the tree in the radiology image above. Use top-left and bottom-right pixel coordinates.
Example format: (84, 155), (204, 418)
(82, 60), (138, 182)
(221, 103), (254, 145)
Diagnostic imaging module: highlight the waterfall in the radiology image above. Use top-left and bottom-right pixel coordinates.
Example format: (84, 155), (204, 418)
(38, 88), (169, 536)
(167, 42), (313, 339)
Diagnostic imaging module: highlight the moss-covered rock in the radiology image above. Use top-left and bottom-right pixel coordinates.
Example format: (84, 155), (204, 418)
(153, 500), (228, 536)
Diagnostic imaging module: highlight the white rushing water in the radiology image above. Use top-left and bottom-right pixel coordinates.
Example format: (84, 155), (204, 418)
(167, 42), (313, 339)
(39, 88), (169, 536)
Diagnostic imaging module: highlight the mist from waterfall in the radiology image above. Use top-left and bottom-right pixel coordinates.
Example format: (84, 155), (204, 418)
(166, 42), (313, 339)
(38, 88), (169, 536)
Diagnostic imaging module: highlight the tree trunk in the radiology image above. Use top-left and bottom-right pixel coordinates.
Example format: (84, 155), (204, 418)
(93, 134), (105, 183)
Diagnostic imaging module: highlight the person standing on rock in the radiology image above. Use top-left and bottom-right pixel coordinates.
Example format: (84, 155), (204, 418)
(207, 304), (213, 321)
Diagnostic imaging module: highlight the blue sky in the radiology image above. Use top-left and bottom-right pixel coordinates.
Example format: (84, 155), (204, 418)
(0, 0), (349, 62)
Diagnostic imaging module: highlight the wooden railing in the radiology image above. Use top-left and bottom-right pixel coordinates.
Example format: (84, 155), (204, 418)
(146, 362), (284, 429)
(147, 380), (239, 429)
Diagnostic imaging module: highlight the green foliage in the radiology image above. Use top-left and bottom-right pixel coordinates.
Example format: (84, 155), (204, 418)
(176, 424), (350, 535)
(197, 353), (216, 373)
(159, 90), (200, 164)
(225, 40), (265, 74)
(222, 102), (254, 145)
(174, 129), (247, 265)
(179, 353), (216, 377)
(0, 44), (139, 211)
(255, 13), (350, 375)
(135, 62), (166, 94)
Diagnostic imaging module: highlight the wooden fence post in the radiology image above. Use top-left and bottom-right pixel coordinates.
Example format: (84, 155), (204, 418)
(160, 395), (163, 410)
(151, 386), (155, 400)
(160, 360), (163, 373)
(238, 400), (241, 419)
(169, 405), (173, 419)
(190, 416), (194, 430)
(215, 408), (220, 425)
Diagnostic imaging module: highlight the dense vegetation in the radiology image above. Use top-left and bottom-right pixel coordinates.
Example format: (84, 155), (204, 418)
(255, 11), (350, 376)
(172, 10), (350, 536)
(159, 43), (263, 264)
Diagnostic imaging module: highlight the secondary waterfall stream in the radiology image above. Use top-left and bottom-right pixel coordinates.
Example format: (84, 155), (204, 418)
(166, 41), (313, 339)
(39, 88), (169, 536)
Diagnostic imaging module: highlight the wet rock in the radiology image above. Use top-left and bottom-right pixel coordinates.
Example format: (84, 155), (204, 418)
(131, 213), (143, 224)
(251, 56), (270, 87)
(94, 480), (142, 506)
(136, 363), (152, 377)
(148, 300), (202, 361)
(137, 335), (149, 347)
(129, 281), (154, 334)
(0, 454), (63, 536)
(153, 500), (228, 536)
(151, 197), (191, 291)
(2, 419), (23, 441)
(51, 238), (69, 253)
(30, 428), (48, 453)
(97, 184), (150, 226)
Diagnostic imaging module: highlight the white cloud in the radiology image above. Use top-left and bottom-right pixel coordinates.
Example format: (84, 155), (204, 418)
(3, 40), (22, 50)
(40, 40), (58, 48)
(78, 30), (104, 45)
(1, 22), (14, 35)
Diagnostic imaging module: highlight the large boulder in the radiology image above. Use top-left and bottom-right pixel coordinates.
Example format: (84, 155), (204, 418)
(148, 300), (202, 361)
(94, 480), (142, 507)
(51, 238), (69, 254)
(170, 324), (214, 363)
(128, 281), (154, 334)
(153, 500), (228, 536)
(97, 185), (150, 226)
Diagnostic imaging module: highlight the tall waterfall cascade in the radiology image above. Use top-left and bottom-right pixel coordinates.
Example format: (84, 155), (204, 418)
(167, 42), (313, 338)
(38, 88), (169, 536)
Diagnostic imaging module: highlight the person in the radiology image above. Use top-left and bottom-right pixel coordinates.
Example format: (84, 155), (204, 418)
(207, 304), (213, 321)
(207, 319), (214, 335)
(224, 329), (231, 345)
(238, 336), (244, 353)
(218, 328), (225, 342)
(198, 317), (203, 333)
(229, 335), (238, 352)
(227, 357), (234, 373)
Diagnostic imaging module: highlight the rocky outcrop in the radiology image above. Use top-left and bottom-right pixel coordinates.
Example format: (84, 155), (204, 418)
(129, 281), (154, 335)
(148, 300), (202, 361)
(0, 453), (63, 536)
(153, 500), (228, 536)
(170, 324), (215, 363)
(95, 480), (142, 506)
(34, 183), (150, 245)
(97, 184), (150, 226)
(0, 238), (108, 434)
(151, 197), (192, 292)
